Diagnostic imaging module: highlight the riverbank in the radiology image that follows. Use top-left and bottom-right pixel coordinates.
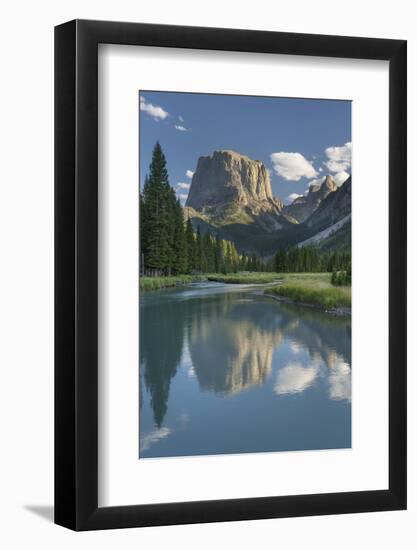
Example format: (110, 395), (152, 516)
(265, 273), (351, 315)
(140, 272), (281, 290)
(140, 274), (206, 291)
(207, 273), (280, 284)
(140, 272), (352, 315)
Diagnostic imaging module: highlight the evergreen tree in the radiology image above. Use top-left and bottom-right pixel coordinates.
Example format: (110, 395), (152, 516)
(185, 218), (196, 273)
(274, 248), (286, 273)
(249, 253), (258, 272)
(228, 241), (239, 272)
(141, 142), (173, 274)
(214, 236), (223, 273)
(203, 233), (215, 272)
(196, 226), (205, 272)
(171, 199), (187, 274)
(139, 189), (145, 275)
(165, 186), (178, 273)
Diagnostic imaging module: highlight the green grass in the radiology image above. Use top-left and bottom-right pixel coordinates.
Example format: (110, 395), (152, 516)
(140, 272), (352, 311)
(207, 272), (281, 284)
(265, 272), (351, 310)
(140, 274), (206, 291)
(140, 272), (280, 290)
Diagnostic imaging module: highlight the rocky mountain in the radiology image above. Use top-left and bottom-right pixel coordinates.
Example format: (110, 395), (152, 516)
(283, 175), (337, 223)
(184, 149), (351, 256)
(296, 215), (351, 251)
(290, 176), (352, 252)
(305, 176), (351, 232)
(186, 150), (288, 232)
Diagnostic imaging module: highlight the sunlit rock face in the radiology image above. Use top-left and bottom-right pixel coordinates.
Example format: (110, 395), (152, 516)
(185, 150), (285, 232)
(187, 150), (278, 208)
(188, 316), (283, 396)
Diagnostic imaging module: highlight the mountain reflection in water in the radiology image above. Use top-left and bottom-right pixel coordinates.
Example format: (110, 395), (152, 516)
(140, 282), (351, 458)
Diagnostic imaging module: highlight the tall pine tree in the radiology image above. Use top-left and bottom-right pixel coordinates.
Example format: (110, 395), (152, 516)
(196, 226), (205, 272)
(185, 218), (197, 273)
(141, 142), (174, 274)
(171, 199), (188, 274)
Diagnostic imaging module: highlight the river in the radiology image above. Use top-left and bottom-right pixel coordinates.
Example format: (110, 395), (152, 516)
(139, 281), (351, 458)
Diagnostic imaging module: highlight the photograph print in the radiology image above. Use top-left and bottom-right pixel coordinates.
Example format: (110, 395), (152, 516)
(139, 91), (352, 459)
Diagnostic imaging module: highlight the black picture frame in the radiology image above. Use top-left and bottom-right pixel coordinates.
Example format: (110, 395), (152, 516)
(55, 19), (407, 531)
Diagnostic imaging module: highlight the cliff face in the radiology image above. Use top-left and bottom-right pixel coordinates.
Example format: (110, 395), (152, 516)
(283, 175), (337, 223)
(185, 150), (283, 228)
(306, 176), (351, 231)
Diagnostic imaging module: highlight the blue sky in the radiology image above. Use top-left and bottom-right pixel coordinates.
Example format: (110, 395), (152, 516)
(139, 91), (351, 205)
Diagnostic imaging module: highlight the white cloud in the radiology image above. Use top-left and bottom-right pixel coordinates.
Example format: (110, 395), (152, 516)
(186, 170), (194, 179)
(140, 95), (169, 120)
(177, 182), (190, 190)
(333, 171), (350, 187)
(274, 362), (318, 395)
(287, 193), (303, 203)
(270, 152), (318, 181)
(324, 142), (352, 173)
(175, 125), (189, 132)
(179, 115), (184, 122)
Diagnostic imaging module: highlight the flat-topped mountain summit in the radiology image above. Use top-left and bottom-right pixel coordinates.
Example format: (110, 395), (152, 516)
(185, 150), (283, 236)
(186, 150), (276, 206)
(186, 150), (283, 228)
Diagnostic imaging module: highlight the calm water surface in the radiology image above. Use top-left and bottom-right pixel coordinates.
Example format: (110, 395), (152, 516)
(139, 282), (351, 458)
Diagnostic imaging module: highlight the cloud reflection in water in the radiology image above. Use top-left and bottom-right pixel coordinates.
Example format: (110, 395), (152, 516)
(274, 361), (319, 395)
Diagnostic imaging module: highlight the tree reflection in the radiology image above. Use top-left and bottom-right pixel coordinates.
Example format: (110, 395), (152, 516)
(140, 295), (185, 427)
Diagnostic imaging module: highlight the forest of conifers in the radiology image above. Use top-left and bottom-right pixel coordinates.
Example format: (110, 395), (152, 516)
(140, 142), (351, 276)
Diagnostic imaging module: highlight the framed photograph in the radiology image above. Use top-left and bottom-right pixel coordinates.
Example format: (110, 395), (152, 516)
(55, 19), (407, 530)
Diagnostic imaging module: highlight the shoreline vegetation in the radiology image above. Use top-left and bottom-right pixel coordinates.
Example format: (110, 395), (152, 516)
(264, 273), (351, 314)
(140, 274), (206, 291)
(207, 273), (280, 284)
(140, 272), (351, 315)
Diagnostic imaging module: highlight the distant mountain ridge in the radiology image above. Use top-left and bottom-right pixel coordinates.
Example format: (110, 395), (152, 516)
(306, 176), (351, 231)
(185, 149), (351, 256)
(283, 175), (338, 223)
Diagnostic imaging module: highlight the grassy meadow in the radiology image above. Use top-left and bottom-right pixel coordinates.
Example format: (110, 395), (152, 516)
(265, 273), (351, 310)
(207, 273), (280, 284)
